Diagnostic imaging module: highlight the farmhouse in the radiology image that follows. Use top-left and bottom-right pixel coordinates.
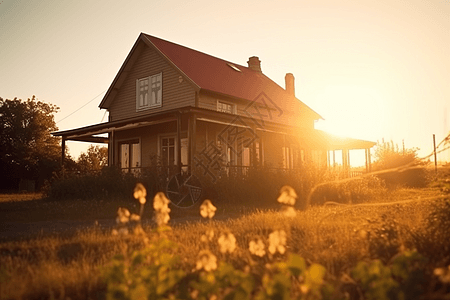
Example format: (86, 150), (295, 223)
(53, 33), (375, 182)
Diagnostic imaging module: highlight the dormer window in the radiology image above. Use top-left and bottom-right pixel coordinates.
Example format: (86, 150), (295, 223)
(136, 72), (162, 111)
(217, 100), (235, 114)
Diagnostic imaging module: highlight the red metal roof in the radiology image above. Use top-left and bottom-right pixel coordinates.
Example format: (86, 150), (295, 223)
(142, 33), (322, 120)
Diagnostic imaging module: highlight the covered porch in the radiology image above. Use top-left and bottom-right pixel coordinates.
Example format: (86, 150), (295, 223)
(52, 107), (376, 180)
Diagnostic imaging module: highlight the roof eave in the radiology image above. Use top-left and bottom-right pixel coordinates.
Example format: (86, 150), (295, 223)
(98, 34), (144, 110)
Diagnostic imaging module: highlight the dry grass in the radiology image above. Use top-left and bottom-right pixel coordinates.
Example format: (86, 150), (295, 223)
(0, 193), (43, 203)
(0, 172), (448, 299)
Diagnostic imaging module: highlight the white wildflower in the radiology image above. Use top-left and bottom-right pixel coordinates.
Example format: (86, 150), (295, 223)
(152, 193), (171, 226)
(133, 224), (145, 235)
(118, 227), (129, 235)
(200, 200), (217, 219)
(155, 210), (170, 226)
(300, 284), (309, 294)
(133, 183), (147, 204)
(201, 229), (215, 243)
(268, 230), (287, 255)
(218, 232), (236, 254)
(434, 266), (450, 283)
(130, 213), (141, 222)
(112, 227), (129, 236)
(153, 192), (171, 213)
(190, 289), (199, 299)
(196, 249), (218, 272)
(116, 207), (131, 224)
(249, 238), (266, 257)
(277, 185), (297, 206)
(282, 206), (297, 218)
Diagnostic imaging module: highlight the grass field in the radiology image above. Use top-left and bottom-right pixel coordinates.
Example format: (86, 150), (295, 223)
(0, 168), (449, 299)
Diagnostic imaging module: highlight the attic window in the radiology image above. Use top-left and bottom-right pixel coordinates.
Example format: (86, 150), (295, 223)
(227, 63), (241, 72)
(136, 72), (162, 111)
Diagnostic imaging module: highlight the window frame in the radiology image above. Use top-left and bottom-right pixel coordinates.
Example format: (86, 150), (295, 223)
(118, 138), (141, 173)
(136, 72), (163, 111)
(158, 134), (178, 166)
(216, 100), (236, 114)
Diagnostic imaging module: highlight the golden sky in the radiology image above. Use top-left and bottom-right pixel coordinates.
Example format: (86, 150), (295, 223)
(1, 0), (449, 164)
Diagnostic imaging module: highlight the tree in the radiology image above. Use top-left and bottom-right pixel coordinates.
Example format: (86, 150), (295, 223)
(0, 96), (60, 190)
(77, 145), (108, 172)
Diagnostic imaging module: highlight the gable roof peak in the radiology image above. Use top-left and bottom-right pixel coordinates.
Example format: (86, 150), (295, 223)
(101, 33), (322, 120)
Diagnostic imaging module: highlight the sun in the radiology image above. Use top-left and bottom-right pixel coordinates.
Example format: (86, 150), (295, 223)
(313, 84), (389, 167)
(314, 84), (388, 141)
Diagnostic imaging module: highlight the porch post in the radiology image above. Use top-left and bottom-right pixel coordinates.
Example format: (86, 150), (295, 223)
(283, 134), (287, 169)
(368, 148), (372, 172)
(327, 150), (331, 168)
(348, 149), (351, 169)
(342, 148), (349, 177)
(333, 149), (336, 169)
(109, 130), (114, 167)
(61, 137), (66, 175)
(259, 133), (264, 167)
(252, 127), (257, 168)
(365, 149), (368, 173)
(188, 113), (196, 174)
(177, 112), (182, 174)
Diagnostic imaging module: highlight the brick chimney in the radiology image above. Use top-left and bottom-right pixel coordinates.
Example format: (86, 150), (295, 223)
(247, 56), (262, 73)
(285, 73), (295, 96)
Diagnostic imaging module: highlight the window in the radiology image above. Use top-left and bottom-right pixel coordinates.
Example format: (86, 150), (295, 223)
(282, 146), (291, 169)
(283, 145), (301, 169)
(217, 100), (235, 114)
(119, 139), (140, 173)
(161, 136), (176, 166)
(136, 73), (162, 111)
(227, 63), (242, 72)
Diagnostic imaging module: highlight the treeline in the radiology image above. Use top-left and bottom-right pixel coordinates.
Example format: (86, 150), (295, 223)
(0, 96), (107, 192)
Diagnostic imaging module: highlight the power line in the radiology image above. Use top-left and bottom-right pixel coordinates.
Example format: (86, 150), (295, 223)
(56, 90), (106, 124)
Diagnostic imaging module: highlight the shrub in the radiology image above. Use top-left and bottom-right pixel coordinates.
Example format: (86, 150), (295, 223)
(311, 175), (387, 205)
(352, 250), (427, 300)
(372, 140), (430, 188)
(204, 163), (332, 210)
(46, 166), (163, 201)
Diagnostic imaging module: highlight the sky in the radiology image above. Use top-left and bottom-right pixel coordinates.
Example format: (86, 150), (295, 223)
(1, 0), (449, 166)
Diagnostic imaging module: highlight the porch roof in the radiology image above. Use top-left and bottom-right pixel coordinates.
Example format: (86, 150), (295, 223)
(52, 112), (178, 142)
(301, 130), (376, 150)
(53, 107), (376, 150)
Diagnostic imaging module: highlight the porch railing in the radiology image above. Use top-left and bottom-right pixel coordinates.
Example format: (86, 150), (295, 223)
(64, 164), (367, 181)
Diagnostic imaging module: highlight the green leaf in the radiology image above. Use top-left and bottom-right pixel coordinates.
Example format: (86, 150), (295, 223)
(308, 264), (326, 285)
(287, 254), (306, 277)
